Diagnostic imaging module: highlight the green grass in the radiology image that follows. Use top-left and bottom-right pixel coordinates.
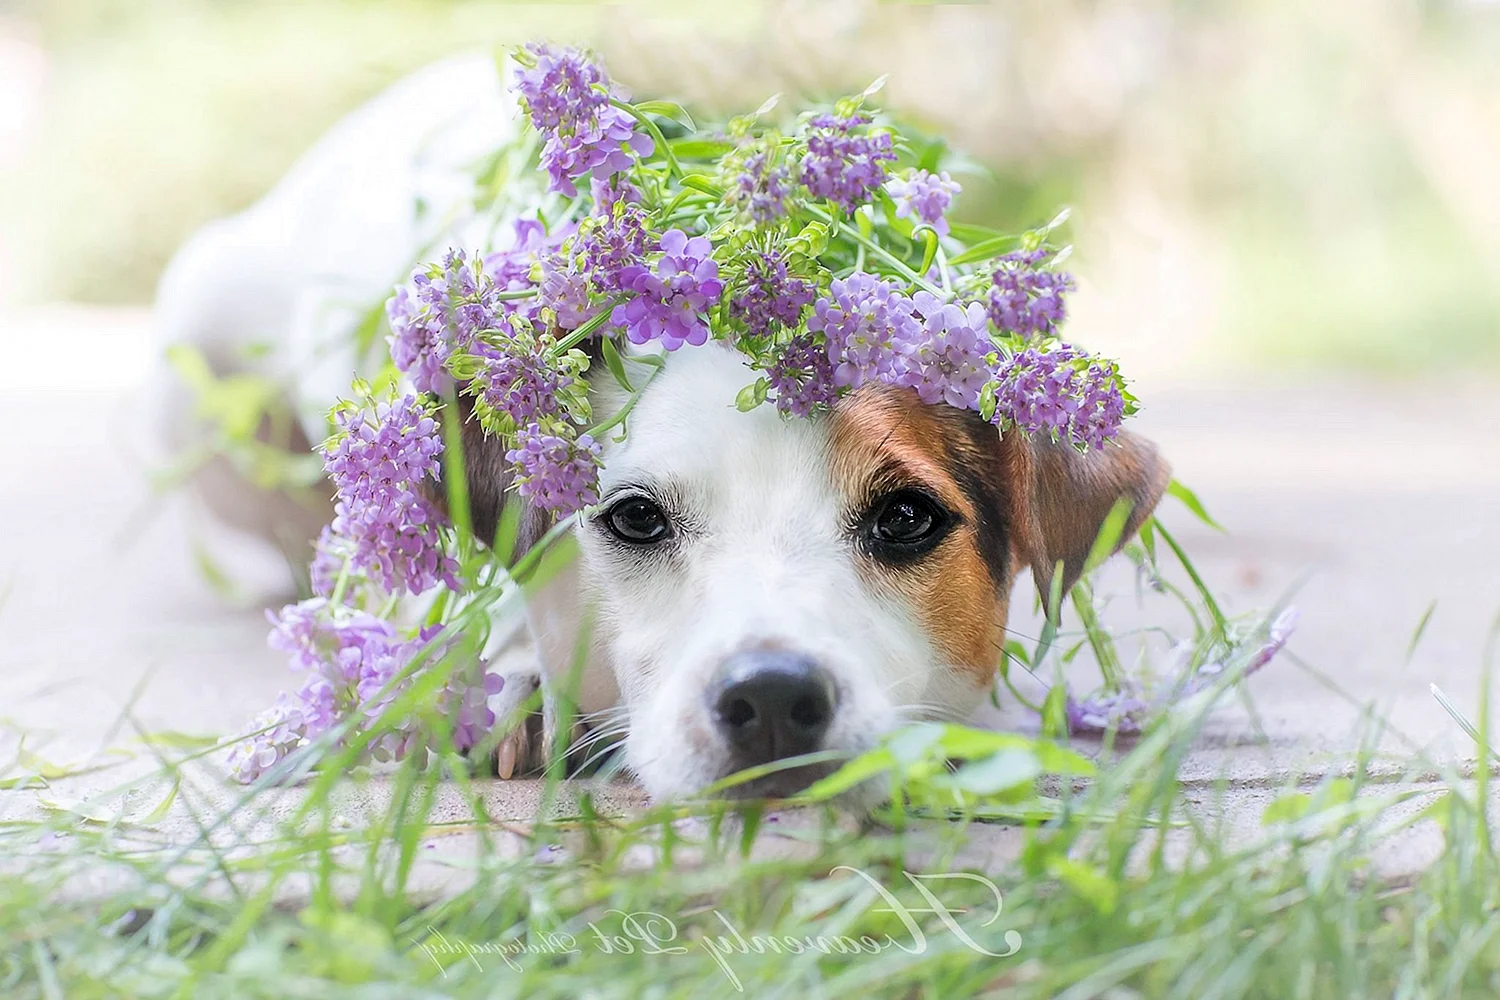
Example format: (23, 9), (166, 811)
(3, 526), (1497, 997)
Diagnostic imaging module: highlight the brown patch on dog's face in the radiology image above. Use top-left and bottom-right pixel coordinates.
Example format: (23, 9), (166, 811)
(827, 386), (1015, 686)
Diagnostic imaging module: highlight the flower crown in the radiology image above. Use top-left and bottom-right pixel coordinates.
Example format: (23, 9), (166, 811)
(374, 42), (1135, 524)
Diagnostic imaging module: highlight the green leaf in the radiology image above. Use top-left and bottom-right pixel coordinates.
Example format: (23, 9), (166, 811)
(949, 235), (1018, 267)
(797, 748), (895, 801)
(787, 221), (830, 258)
(140, 730), (220, 750)
(979, 381), (998, 423)
(677, 173), (725, 197)
(38, 795), (117, 825)
(943, 748), (1041, 795)
(600, 335), (633, 393)
(948, 222), (1006, 243)
(1166, 479), (1226, 532)
(887, 723), (945, 765)
(735, 378), (769, 412)
(1047, 856), (1119, 914)
(1040, 682), (1069, 740)
(135, 779), (181, 825)
(1081, 497), (1135, 576)
(635, 100), (696, 130)
(669, 138), (735, 160)
(1261, 792), (1312, 826)
(1404, 600), (1438, 667)
(1139, 517), (1158, 564)
(749, 93), (781, 119)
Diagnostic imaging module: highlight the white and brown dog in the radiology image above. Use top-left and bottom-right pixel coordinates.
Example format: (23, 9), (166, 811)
(156, 55), (1168, 800)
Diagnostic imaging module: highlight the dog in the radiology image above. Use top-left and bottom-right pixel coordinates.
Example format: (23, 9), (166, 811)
(155, 54), (1169, 800)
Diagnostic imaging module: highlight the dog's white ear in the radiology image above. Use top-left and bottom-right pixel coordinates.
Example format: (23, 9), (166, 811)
(1001, 430), (1171, 603)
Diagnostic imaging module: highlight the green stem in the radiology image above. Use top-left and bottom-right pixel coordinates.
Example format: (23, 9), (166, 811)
(914, 226), (940, 282)
(328, 560), (352, 607)
(585, 364), (662, 439)
(1072, 581), (1123, 691)
(493, 288), (540, 302)
(1155, 521), (1229, 640)
(803, 205), (941, 293)
(611, 99), (682, 179)
(551, 303), (619, 355)
(440, 400), (474, 567)
(936, 244), (954, 295)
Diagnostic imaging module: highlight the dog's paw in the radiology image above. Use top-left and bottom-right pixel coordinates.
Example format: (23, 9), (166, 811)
(487, 667), (547, 780)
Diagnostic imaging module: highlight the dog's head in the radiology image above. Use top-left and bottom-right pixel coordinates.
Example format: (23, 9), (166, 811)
(460, 342), (1168, 799)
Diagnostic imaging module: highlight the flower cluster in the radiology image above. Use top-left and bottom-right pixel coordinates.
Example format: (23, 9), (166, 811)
(611, 229), (724, 351)
(513, 43), (654, 197)
(887, 169), (961, 236)
(896, 293), (993, 410)
(507, 423), (603, 514)
(729, 252), (815, 338)
(731, 149), (791, 225)
(226, 600), (502, 782)
(467, 326), (585, 435)
(988, 250), (1075, 338)
(800, 114), (897, 212)
(1066, 607), (1300, 736)
(574, 194), (653, 294)
(320, 390), (458, 595)
(990, 344), (1127, 451)
(808, 272), (920, 389)
(767, 334), (839, 417)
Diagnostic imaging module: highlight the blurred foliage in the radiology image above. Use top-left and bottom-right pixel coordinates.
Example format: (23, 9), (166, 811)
(1, 0), (1498, 371)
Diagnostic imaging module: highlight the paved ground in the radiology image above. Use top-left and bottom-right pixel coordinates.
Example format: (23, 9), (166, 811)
(2, 306), (1497, 880)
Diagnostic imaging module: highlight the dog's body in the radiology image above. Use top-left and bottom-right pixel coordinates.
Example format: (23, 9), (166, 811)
(158, 55), (1168, 800)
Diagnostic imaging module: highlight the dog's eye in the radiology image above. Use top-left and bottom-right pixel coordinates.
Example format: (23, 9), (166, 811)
(865, 489), (952, 561)
(604, 496), (672, 544)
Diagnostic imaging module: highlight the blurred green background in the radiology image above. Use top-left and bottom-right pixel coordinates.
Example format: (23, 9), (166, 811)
(1, 0), (1497, 376)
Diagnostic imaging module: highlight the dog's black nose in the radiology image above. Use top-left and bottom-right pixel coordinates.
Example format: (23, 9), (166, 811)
(709, 649), (836, 766)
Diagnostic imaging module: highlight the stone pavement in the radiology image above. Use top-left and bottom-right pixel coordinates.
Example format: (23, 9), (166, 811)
(2, 306), (1497, 880)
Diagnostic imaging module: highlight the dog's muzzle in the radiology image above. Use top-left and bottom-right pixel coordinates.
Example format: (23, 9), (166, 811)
(708, 647), (837, 787)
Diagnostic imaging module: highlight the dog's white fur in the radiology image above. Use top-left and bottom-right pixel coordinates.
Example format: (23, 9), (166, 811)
(552, 346), (979, 798)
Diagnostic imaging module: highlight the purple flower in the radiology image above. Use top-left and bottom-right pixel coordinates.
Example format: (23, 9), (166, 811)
(1064, 688), (1151, 737)
(808, 272), (919, 389)
(506, 423), (603, 516)
(387, 251), (487, 394)
(308, 525), (355, 600)
(320, 392), (459, 595)
(226, 692), (315, 783)
(512, 43), (654, 197)
(469, 330), (579, 430)
(988, 344), (1126, 451)
(729, 253), (815, 338)
(732, 150), (790, 224)
(610, 229), (724, 351)
(987, 250), (1075, 339)
(440, 669), (506, 753)
(390, 232), (569, 392)
(229, 601), (502, 780)
(767, 334), (839, 417)
(799, 114), (897, 213)
(576, 198), (653, 294)
(536, 253), (593, 331)
(591, 175), (641, 209)
(886, 169), (961, 236)
(1064, 607), (1299, 737)
(894, 292), (994, 410)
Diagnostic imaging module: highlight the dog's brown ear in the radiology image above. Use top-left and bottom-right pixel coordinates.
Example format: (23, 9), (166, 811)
(1000, 430), (1171, 604)
(424, 394), (552, 554)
